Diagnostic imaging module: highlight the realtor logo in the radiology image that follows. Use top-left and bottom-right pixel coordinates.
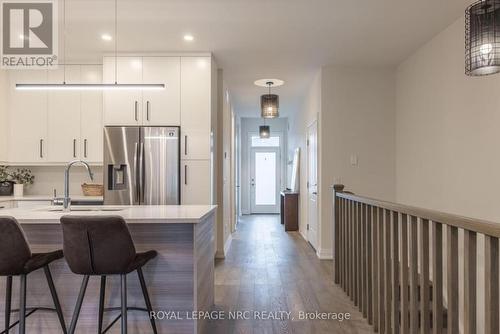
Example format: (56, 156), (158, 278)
(1, 0), (58, 68)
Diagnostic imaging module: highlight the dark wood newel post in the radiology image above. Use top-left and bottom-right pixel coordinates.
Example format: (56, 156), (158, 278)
(333, 184), (345, 284)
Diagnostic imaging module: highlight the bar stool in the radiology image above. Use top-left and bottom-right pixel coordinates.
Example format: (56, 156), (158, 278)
(60, 215), (158, 334)
(0, 216), (67, 334)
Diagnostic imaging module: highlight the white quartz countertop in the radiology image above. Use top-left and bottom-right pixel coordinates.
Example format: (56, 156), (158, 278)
(0, 205), (217, 224)
(0, 195), (103, 202)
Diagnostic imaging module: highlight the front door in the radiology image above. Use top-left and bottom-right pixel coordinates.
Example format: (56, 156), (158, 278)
(250, 147), (281, 214)
(307, 121), (318, 250)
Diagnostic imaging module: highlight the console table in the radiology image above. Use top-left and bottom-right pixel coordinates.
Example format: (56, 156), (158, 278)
(280, 191), (299, 231)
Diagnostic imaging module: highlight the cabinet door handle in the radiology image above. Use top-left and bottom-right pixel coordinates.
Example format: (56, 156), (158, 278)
(184, 135), (188, 156)
(134, 101), (138, 121)
(73, 139), (77, 158)
(184, 164), (188, 185)
(146, 101), (150, 121)
(84, 139), (88, 158)
(39, 139), (44, 158)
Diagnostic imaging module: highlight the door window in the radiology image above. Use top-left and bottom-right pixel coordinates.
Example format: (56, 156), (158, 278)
(254, 152), (277, 206)
(251, 136), (280, 147)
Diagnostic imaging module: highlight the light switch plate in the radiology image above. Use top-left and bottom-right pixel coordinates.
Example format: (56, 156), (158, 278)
(350, 155), (358, 166)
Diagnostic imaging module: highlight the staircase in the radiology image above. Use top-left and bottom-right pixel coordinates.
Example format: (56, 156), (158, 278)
(332, 184), (497, 334)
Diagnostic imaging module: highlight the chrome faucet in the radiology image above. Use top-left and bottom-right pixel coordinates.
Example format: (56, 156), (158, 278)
(63, 160), (94, 211)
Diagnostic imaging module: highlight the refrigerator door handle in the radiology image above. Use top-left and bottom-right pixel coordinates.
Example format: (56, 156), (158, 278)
(139, 142), (145, 203)
(134, 142), (140, 203)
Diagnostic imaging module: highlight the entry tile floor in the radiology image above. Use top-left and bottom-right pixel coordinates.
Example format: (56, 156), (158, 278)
(206, 214), (375, 334)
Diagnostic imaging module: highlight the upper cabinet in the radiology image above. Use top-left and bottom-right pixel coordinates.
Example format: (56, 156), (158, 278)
(143, 57), (181, 125)
(47, 66), (82, 163)
(6, 65), (103, 165)
(103, 57), (143, 125)
(7, 70), (48, 164)
(180, 57), (212, 160)
(80, 65), (103, 164)
(103, 56), (181, 126)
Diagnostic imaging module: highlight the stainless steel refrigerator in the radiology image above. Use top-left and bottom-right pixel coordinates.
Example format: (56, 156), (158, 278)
(103, 126), (180, 205)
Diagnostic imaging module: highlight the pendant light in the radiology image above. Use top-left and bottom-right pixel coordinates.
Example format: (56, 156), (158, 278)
(16, 0), (165, 90)
(260, 82), (279, 118)
(259, 125), (270, 139)
(466, 0), (500, 76)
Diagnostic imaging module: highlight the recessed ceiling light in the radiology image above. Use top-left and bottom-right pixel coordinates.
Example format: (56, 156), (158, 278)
(101, 34), (112, 41)
(183, 34), (194, 42)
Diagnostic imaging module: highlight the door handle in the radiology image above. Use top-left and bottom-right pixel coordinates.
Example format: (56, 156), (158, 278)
(84, 139), (88, 158)
(184, 164), (188, 185)
(312, 192), (318, 195)
(146, 101), (150, 121)
(134, 101), (138, 121)
(139, 142), (145, 203)
(134, 142), (139, 203)
(73, 139), (77, 158)
(39, 139), (44, 158)
(184, 135), (188, 156)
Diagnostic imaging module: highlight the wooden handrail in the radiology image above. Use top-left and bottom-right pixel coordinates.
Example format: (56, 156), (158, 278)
(336, 189), (500, 238)
(332, 184), (499, 334)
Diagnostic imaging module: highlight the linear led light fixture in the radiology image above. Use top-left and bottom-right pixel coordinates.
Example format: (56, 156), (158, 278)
(15, 83), (166, 91)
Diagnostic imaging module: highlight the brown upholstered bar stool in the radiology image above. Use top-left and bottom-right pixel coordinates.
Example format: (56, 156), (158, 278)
(0, 216), (67, 334)
(60, 215), (158, 334)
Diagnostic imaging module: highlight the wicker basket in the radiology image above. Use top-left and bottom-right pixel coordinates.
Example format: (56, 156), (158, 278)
(81, 183), (104, 196)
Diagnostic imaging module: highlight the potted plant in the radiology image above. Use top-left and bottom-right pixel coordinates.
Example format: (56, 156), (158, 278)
(0, 166), (13, 196)
(10, 168), (34, 197)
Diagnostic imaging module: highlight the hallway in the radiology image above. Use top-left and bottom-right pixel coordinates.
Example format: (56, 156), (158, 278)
(207, 215), (375, 334)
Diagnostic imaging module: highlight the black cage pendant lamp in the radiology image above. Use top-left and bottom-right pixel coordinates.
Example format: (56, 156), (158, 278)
(261, 82), (279, 118)
(259, 125), (271, 139)
(466, 0), (500, 76)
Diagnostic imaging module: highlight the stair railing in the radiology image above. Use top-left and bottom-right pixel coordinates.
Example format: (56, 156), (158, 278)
(332, 184), (498, 334)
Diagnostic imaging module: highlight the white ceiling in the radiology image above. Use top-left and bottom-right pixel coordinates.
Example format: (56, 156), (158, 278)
(61, 0), (471, 117)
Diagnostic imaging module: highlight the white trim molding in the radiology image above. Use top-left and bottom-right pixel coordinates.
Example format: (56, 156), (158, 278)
(215, 233), (233, 259)
(316, 248), (333, 260)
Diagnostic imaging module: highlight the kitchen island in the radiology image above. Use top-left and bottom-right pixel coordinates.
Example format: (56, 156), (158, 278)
(0, 205), (217, 334)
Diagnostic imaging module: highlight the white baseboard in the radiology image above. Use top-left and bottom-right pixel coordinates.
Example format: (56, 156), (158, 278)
(316, 248), (333, 260)
(215, 233), (233, 259)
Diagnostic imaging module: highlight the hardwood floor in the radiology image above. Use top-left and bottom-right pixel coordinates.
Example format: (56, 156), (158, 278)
(206, 214), (375, 334)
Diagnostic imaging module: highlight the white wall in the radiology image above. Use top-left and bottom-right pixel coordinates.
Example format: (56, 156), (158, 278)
(395, 16), (500, 334)
(287, 66), (396, 258)
(240, 117), (288, 214)
(288, 71), (322, 238)
(396, 17), (500, 223)
(318, 66), (397, 257)
(16, 165), (103, 196)
(214, 69), (235, 258)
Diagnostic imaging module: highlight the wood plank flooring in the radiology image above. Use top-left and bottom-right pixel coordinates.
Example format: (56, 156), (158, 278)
(206, 215), (375, 334)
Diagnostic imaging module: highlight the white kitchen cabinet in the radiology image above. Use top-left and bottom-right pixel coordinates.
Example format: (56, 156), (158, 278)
(6, 65), (103, 165)
(47, 66), (82, 162)
(142, 57), (181, 125)
(181, 159), (211, 205)
(103, 56), (181, 126)
(80, 65), (103, 163)
(103, 57), (143, 125)
(180, 57), (211, 160)
(8, 70), (48, 164)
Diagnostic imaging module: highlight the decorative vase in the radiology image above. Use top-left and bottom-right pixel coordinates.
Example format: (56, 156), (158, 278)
(0, 181), (13, 196)
(13, 183), (24, 197)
